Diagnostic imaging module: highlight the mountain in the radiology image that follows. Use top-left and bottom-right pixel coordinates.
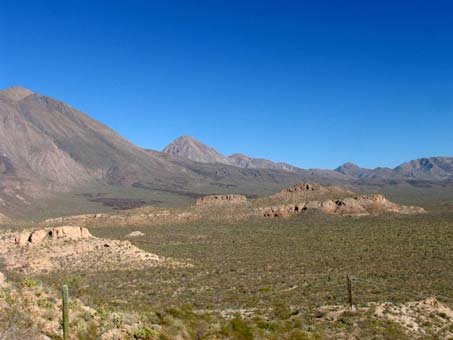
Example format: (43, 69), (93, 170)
(0, 87), (229, 216)
(0, 86), (189, 189)
(335, 162), (371, 178)
(394, 157), (453, 180)
(335, 158), (453, 181)
(0, 86), (349, 218)
(1, 85), (452, 219)
(163, 136), (230, 164)
(228, 153), (299, 172)
(163, 136), (303, 172)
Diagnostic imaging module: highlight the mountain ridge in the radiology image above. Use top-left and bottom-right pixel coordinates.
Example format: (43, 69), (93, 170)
(0, 85), (452, 218)
(335, 157), (453, 181)
(162, 135), (302, 172)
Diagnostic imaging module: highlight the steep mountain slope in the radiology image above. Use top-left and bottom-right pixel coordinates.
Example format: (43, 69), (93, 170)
(0, 86), (187, 188)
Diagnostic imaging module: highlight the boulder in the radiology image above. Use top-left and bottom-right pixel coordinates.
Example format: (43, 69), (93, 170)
(126, 231), (145, 238)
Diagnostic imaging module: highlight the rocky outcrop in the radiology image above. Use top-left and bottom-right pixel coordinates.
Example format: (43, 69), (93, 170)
(282, 183), (322, 193)
(14, 226), (92, 246)
(260, 194), (425, 218)
(196, 194), (247, 205)
(0, 227), (189, 274)
(271, 183), (352, 201)
(261, 203), (307, 218)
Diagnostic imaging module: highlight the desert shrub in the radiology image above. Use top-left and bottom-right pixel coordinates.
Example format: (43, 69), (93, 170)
(221, 316), (254, 340)
(131, 326), (159, 339)
(75, 321), (101, 340)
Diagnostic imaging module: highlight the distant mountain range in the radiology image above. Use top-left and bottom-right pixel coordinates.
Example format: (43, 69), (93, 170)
(162, 135), (453, 181)
(162, 135), (299, 172)
(0, 85), (451, 218)
(335, 158), (453, 181)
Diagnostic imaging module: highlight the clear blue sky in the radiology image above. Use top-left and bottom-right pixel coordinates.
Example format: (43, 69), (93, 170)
(1, 0), (452, 169)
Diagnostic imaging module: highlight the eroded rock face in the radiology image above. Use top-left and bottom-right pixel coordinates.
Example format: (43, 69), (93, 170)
(262, 203), (307, 218)
(14, 226), (92, 246)
(261, 194), (426, 218)
(283, 183), (322, 193)
(196, 194), (247, 205)
(0, 227), (189, 274)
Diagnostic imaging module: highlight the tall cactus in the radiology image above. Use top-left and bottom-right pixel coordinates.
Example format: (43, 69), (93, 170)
(346, 274), (353, 309)
(62, 284), (69, 340)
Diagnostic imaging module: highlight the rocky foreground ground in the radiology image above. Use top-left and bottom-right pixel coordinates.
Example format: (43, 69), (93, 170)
(1, 269), (452, 339)
(0, 183), (436, 339)
(0, 226), (189, 274)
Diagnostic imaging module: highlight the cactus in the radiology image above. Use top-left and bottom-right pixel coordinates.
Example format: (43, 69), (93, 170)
(346, 274), (353, 309)
(62, 284), (69, 340)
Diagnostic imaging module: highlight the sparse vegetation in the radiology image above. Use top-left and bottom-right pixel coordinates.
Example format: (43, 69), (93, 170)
(0, 202), (445, 338)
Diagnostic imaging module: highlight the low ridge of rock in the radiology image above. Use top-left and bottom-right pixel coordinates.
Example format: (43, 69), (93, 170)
(196, 194), (247, 205)
(260, 194), (425, 218)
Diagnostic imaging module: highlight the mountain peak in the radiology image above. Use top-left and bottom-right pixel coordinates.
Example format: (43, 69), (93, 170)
(335, 162), (371, 178)
(1, 86), (35, 101)
(162, 136), (229, 164)
(336, 162), (360, 170)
